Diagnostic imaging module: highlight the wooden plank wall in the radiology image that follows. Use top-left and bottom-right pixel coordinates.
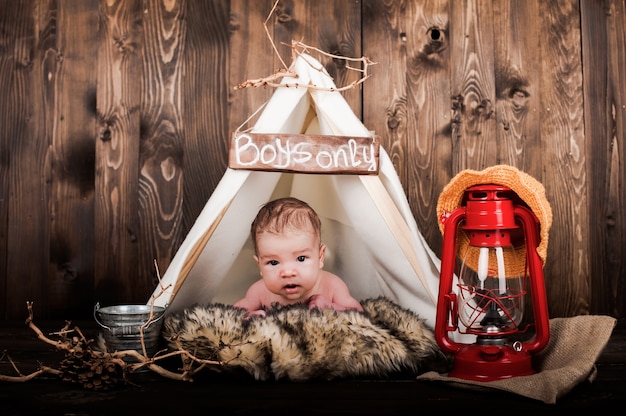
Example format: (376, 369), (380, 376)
(0, 0), (624, 320)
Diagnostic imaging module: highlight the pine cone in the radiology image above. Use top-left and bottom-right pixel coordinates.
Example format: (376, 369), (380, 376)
(59, 350), (124, 391)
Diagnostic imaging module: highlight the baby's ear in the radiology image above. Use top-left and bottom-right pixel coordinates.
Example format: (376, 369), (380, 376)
(318, 244), (326, 264)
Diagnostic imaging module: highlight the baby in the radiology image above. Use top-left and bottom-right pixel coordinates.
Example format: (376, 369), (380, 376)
(234, 197), (363, 317)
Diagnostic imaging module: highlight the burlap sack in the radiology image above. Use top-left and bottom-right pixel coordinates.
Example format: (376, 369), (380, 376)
(417, 315), (617, 404)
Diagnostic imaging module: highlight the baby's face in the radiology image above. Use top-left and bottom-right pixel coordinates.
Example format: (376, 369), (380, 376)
(254, 229), (324, 303)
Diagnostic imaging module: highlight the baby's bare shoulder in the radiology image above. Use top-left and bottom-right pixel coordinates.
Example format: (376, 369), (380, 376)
(321, 270), (349, 288)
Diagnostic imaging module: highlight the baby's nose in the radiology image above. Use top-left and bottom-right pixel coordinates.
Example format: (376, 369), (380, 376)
(280, 264), (297, 277)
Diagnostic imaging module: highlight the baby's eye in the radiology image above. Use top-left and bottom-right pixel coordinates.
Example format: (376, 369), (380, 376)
(268, 260), (279, 266)
(296, 255), (306, 262)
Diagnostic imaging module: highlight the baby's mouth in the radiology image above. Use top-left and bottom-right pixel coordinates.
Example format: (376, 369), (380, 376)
(284, 283), (299, 293)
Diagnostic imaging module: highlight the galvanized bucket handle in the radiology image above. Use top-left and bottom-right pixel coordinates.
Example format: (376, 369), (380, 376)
(94, 302), (166, 336)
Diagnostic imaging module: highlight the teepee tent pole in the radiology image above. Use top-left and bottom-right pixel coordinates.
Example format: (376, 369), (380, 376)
(359, 175), (437, 305)
(170, 199), (234, 302)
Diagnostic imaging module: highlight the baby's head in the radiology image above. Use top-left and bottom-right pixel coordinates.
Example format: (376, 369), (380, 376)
(251, 197), (322, 255)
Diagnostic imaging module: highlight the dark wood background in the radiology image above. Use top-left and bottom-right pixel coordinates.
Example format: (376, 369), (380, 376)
(0, 0), (624, 321)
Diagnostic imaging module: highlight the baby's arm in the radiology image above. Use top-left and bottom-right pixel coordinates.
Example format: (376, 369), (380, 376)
(332, 294), (364, 312)
(308, 274), (363, 312)
(233, 282), (267, 317)
(307, 294), (334, 310)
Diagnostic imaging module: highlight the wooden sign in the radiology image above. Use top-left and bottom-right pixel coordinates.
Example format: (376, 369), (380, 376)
(228, 132), (380, 174)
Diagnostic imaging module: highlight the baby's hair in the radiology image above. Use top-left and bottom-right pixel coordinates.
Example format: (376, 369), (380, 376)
(251, 197), (322, 254)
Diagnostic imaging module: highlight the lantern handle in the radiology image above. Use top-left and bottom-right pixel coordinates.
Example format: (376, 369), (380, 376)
(514, 205), (550, 353)
(435, 206), (467, 354)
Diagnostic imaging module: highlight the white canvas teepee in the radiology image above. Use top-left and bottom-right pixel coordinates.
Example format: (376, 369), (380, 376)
(149, 54), (442, 329)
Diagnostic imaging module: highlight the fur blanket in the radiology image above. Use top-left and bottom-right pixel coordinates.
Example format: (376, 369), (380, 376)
(162, 297), (449, 381)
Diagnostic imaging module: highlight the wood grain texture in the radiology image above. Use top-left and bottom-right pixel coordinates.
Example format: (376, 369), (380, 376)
(0, 0), (19, 318)
(95, 0), (143, 306)
(229, 0), (276, 134)
(363, 0), (452, 256)
(492, 0), (541, 174)
(2, 0), (52, 319)
(581, 0), (626, 317)
(539, 0), (589, 317)
(182, 0), (230, 229)
(0, 1), (41, 318)
(0, 0), (625, 320)
(403, 0), (451, 255)
(137, 0), (187, 301)
(272, 0), (362, 112)
(47, 0), (99, 316)
(362, 0), (410, 174)
(604, 0), (626, 318)
(449, 0), (497, 171)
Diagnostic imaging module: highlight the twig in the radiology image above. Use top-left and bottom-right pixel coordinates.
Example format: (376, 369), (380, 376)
(234, 0), (376, 92)
(3, 301), (242, 386)
(0, 366), (62, 382)
(150, 259), (172, 302)
(1, 351), (24, 377)
(264, 0), (289, 71)
(25, 302), (73, 353)
(234, 68), (297, 91)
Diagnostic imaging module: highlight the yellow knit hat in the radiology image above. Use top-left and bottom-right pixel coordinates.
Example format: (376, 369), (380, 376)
(437, 165), (552, 274)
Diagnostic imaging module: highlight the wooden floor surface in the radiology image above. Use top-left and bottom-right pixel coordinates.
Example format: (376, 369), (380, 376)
(1, 317), (625, 415)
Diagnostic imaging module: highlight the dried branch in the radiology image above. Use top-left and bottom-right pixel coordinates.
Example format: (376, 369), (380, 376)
(151, 258), (172, 301)
(0, 365), (62, 382)
(234, 68), (298, 91)
(264, 0), (289, 71)
(234, 0), (376, 92)
(2, 259), (252, 389)
(2, 301), (245, 389)
(25, 302), (74, 353)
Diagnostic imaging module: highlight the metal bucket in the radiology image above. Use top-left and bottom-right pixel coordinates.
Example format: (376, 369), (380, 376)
(94, 303), (166, 361)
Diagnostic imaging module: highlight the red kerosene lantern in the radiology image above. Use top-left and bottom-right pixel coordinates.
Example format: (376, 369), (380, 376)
(435, 184), (550, 381)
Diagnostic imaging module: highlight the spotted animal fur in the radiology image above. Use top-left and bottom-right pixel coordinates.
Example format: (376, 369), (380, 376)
(162, 297), (450, 381)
